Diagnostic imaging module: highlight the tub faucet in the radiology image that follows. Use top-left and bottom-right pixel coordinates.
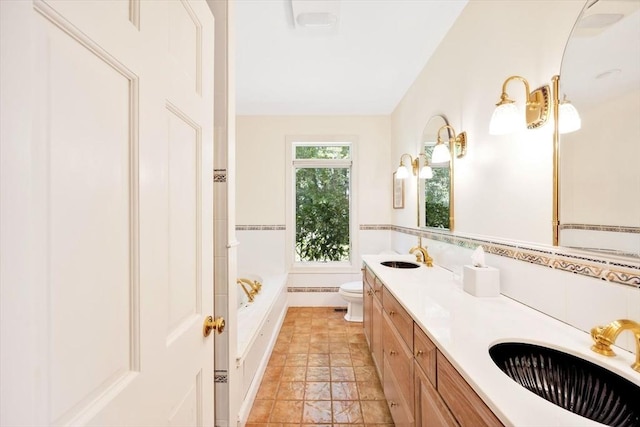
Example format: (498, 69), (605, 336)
(410, 245), (433, 267)
(238, 278), (261, 294)
(590, 319), (640, 373)
(237, 279), (256, 302)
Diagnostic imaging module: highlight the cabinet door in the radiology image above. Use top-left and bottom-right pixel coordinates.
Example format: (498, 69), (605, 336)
(372, 294), (384, 377)
(437, 352), (503, 427)
(415, 363), (458, 427)
(364, 279), (373, 346)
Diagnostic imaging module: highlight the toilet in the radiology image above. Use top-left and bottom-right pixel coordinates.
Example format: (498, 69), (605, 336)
(338, 281), (364, 322)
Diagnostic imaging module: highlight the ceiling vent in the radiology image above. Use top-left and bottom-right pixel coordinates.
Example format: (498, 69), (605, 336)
(290, 0), (340, 33)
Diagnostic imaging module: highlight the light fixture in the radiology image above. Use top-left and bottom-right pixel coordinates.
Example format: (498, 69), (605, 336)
(489, 76), (551, 135)
(558, 95), (581, 134)
(431, 125), (467, 164)
(396, 153), (432, 180)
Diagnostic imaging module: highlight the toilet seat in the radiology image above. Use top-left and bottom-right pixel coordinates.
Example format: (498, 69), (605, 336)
(340, 281), (362, 294)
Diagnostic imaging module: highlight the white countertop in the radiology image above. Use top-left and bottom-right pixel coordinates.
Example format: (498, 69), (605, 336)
(362, 254), (640, 427)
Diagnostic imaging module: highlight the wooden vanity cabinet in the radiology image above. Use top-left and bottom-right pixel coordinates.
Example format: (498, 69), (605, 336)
(363, 266), (504, 427)
(363, 265), (383, 377)
(415, 362), (458, 427)
(363, 268), (373, 347)
(437, 352), (503, 427)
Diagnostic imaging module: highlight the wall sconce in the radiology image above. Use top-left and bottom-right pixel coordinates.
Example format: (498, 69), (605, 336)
(431, 125), (467, 164)
(558, 94), (581, 134)
(396, 153), (432, 179)
(489, 75), (551, 135)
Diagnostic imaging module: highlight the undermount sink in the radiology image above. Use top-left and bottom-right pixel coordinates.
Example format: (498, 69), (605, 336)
(489, 342), (640, 427)
(380, 260), (420, 269)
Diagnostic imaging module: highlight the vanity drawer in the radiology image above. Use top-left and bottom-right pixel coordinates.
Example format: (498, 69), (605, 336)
(383, 287), (413, 348)
(414, 324), (437, 386)
(437, 351), (503, 427)
(384, 355), (415, 427)
(364, 266), (383, 300)
(383, 310), (414, 411)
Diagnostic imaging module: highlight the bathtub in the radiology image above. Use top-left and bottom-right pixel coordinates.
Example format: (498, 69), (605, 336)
(236, 272), (288, 425)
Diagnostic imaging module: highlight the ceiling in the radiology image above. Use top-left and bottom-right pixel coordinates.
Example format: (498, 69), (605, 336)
(235, 0), (468, 115)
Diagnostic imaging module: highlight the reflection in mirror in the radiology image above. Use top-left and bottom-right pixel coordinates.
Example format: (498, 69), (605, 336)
(419, 115), (453, 230)
(558, 0), (640, 258)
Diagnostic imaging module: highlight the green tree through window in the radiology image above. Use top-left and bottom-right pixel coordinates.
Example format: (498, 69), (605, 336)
(294, 144), (351, 262)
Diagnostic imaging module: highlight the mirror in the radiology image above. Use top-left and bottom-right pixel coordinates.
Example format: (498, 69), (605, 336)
(558, 0), (640, 259)
(419, 115), (453, 230)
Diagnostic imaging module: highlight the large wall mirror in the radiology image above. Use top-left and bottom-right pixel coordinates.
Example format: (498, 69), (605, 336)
(419, 115), (454, 230)
(558, 0), (640, 259)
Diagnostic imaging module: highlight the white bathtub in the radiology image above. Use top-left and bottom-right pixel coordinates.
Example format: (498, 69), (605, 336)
(236, 273), (288, 426)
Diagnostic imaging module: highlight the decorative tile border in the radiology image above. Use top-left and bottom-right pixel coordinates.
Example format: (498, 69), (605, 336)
(214, 369), (228, 383)
(288, 287), (339, 293)
(214, 169), (227, 183)
(237, 223), (639, 288)
(386, 224), (640, 288)
(236, 225), (286, 231)
(560, 223), (640, 234)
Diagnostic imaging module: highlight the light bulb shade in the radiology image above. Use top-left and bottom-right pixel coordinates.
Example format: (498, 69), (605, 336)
(419, 165), (433, 179)
(559, 102), (581, 134)
(489, 102), (521, 135)
(431, 144), (451, 164)
(395, 165), (410, 179)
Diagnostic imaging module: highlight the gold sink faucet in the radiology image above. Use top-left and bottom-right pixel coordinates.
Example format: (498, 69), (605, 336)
(590, 319), (640, 373)
(410, 245), (433, 267)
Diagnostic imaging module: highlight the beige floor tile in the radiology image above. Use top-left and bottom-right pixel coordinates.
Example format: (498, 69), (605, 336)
(306, 367), (331, 381)
(248, 308), (392, 426)
(360, 401), (393, 424)
(354, 366), (378, 382)
(270, 400), (303, 423)
(333, 401), (364, 423)
(302, 401), (333, 423)
(307, 354), (330, 367)
(331, 366), (356, 381)
(304, 382), (331, 400)
(255, 381), (279, 400)
(330, 342), (351, 353)
(356, 381), (385, 400)
(284, 353), (308, 367)
(281, 366), (307, 382)
(247, 400), (274, 423)
(330, 353), (352, 367)
(331, 382), (359, 400)
(309, 342), (330, 354)
(276, 381), (305, 400)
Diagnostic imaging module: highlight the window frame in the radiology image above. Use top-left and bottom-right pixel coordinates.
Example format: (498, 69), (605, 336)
(285, 136), (359, 273)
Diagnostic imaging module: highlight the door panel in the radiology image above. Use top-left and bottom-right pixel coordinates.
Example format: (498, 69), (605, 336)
(0, 0), (215, 425)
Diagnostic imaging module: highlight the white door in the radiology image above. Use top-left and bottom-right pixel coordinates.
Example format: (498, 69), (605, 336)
(0, 0), (215, 425)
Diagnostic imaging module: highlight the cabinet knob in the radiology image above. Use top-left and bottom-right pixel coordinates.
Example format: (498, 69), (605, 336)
(389, 350), (397, 356)
(416, 350), (424, 356)
(367, 290), (373, 296)
(389, 310), (396, 316)
(390, 402), (398, 408)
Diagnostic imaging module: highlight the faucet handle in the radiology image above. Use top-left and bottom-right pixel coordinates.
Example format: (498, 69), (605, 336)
(590, 325), (616, 356)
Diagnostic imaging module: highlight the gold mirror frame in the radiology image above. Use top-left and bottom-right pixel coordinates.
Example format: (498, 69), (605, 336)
(553, 0), (640, 259)
(419, 115), (454, 231)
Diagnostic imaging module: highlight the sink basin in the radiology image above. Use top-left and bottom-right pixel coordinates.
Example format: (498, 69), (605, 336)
(489, 342), (640, 427)
(380, 260), (420, 269)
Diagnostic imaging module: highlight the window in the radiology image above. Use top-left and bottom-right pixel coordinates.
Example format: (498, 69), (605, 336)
(290, 141), (354, 265)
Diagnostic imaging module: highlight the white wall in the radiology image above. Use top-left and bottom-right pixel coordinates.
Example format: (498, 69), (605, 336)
(389, 0), (640, 354)
(236, 116), (393, 296)
(391, 0), (585, 244)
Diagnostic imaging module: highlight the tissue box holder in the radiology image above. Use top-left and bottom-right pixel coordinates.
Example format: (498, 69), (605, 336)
(463, 265), (500, 297)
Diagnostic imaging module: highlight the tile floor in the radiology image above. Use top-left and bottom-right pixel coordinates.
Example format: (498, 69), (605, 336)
(246, 307), (393, 426)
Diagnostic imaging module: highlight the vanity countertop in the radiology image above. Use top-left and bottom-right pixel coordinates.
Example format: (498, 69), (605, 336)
(362, 254), (640, 427)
